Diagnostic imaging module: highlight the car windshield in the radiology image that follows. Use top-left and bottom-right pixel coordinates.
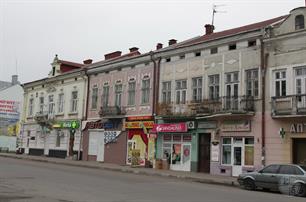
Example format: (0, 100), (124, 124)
(300, 165), (306, 172)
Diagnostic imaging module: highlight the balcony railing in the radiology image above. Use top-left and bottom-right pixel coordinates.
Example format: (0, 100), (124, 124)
(272, 94), (306, 116)
(99, 106), (126, 117)
(157, 96), (255, 116)
(34, 111), (55, 126)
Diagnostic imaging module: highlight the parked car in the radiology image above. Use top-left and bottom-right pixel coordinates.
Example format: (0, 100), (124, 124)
(237, 164), (306, 197)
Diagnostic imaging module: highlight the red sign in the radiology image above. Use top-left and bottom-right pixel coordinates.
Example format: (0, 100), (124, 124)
(152, 123), (187, 133)
(127, 116), (153, 121)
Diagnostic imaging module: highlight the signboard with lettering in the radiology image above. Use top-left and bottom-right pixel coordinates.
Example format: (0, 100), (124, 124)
(211, 144), (219, 162)
(125, 121), (154, 129)
(53, 120), (80, 129)
(221, 120), (250, 132)
(152, 123), (187, 133)
(0, 100), (20, 120)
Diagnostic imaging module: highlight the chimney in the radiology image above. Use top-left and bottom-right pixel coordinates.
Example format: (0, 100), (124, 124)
(104, 51), (122, 60)
(156, 43), (163, 50)
(168, 39), (177, 46)
(83, 59), (93, 64)
(11, 75), (19, 85)
(129, 47), (139, 52)
(205, 24), (214, 35)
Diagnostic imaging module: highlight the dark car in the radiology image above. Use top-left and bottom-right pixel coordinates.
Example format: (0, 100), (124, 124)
(237, 164), (306, 197)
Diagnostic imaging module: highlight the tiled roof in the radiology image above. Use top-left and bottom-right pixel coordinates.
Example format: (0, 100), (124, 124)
(58, 60), (84, 68)
(174, 15), (288, 48)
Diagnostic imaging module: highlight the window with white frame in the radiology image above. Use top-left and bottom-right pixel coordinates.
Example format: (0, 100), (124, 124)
(275, 70), (286, 97)
(48, 95), (55, 115)
(141, 77), (150, 104)
(192, 77), (202, 102)
(39, 96), (44, 113)
(115, 83), (123, 107)
(245, 69), (259, 97)
(175, 80), (187, 104)
(28, 97), (34, 116)
(91, 86), (98, 109)
(162, 81), (171, 104)
(208, 75), (220, 100)
(71, 91), (78, 112)
(222, 138), (231, 165)
(58, 93), (64, 113)
(128, 79), (136, 106)
(102, 85), (109, 107)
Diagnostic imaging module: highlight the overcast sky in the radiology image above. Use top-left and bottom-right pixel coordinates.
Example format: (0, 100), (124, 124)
(0, 0), (304, 83)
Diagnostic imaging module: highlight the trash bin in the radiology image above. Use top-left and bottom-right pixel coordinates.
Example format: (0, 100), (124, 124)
(162, 159), (169, 170)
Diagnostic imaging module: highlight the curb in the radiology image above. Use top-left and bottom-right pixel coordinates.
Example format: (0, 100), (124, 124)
(0, 154), (238, 187)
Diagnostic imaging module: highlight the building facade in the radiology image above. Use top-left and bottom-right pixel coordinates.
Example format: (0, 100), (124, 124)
(21, 56), (88, 158)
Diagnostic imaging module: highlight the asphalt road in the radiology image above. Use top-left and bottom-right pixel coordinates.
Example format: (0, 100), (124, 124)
(0, 157), (304, 202)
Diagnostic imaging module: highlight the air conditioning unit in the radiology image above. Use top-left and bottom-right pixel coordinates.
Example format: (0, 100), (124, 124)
(186, 121), (195, 129)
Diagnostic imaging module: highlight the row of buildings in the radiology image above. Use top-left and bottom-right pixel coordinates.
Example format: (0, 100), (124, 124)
(19, 6), (306, 177)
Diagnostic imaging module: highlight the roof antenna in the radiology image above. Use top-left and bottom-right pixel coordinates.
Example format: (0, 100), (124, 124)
(212, 4), (226, 27)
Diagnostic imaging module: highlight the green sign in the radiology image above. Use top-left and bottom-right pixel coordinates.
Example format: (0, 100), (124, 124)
(53, 120), (80, 129)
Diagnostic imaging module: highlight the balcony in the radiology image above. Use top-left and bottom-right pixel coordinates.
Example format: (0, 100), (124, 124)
(34, 111), (55, 128)
(157, 96), (255, 118)
(99, 106), (126, 117)
(272, 94), (306, 117)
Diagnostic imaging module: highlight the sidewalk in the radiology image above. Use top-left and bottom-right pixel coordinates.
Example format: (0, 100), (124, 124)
(0, 153), (238, 187)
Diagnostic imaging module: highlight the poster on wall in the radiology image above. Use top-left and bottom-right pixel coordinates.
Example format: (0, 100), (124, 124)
(211, 144), (219, 162)
(172, 144), (181, 164)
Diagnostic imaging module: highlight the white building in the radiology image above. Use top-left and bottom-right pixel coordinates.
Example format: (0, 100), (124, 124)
(21, 55), (88, 158)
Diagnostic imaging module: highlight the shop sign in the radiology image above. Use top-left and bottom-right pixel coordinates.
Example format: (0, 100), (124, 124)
(211, 144), (219, 162)
(104, 131), (121, 144)
(221, 120), (250, 132)
(53, 120), (80, 129)
(197, 121), (217, 129)
(290, 123), (306, 133)
(125, 121), (154, 129)
(127, 116), (153, 121)
(152, 123), (187, 133)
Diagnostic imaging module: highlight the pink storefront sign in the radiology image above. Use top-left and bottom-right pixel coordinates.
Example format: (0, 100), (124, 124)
(152, 123), (187, 133)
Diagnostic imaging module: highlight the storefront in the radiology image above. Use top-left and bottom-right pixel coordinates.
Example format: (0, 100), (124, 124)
(154, 122), (192, 172)
(125, 116), (154, 166)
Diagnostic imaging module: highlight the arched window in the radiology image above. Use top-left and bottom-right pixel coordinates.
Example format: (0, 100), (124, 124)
(295, 15), (305, 30)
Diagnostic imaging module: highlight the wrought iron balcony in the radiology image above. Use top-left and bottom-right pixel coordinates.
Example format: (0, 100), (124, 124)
(99, 106), (126, 117)
(272, 94), (306, 117)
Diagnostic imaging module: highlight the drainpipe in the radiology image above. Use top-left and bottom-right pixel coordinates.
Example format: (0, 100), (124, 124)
(260, 38), (269, 167)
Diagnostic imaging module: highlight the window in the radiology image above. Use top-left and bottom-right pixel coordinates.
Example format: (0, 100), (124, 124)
(71, 91), (78, 112)
(28, 98), (34, 116)
(295, 15), (305, 30)
(261, 165), (280, 174)
(210, 47), (218, 54)
(208, 75), (220, 100)
(115, 84), (122, 107)
(52, 66), (55, 76)
(195, 52), (201, 57)
(246, 69), (259, 97)
(244, 138), (254, 166)
(102, 85), (109, 107)
(91, 87), (98, 109)
(58, 93), (64, 113)
(279, 165), (303, 175)
(128, 80), (136, 106)
(192, 77), (202, 102)
(162, 81), (171, 104)
(248, 40), (256, 47)
(166, 58), (171, 62)
(141, 78), (150, 104)
(229, 44), (237, 50)
(275, 71), (286, 97)
(295, 67), (306, 97)
(56, 130), (61, 147)
(39, 97), (44, 113)
(222, 138), (231, 165)
(179, 54), (185, 59)
(48, 95), (55, 115)
(175, 80), (187, 104)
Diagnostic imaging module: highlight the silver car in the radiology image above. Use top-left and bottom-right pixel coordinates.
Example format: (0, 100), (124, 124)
(237, 164), (306, 197)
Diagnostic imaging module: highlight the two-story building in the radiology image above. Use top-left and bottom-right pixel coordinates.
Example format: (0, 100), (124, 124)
(82, 48), (155, 166)
(266, 6), (306, 166)
(152, 16), (287, 176)
(21, 55), (88, 158)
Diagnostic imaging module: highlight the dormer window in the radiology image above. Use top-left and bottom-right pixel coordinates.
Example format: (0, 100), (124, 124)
(52, 66), (56, 76)
(295, 15), (305, 30)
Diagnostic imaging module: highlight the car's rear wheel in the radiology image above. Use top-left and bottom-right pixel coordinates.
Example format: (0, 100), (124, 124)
(292, 183), (306, 197)
(243, 178), (256, 190)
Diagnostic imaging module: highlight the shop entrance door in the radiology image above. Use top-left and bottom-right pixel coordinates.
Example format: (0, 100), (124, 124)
(232, 138), (243, 177)
(198, 134), (211, 173)
(293, 138), (306, 165)
(170, 143), (191, 171)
